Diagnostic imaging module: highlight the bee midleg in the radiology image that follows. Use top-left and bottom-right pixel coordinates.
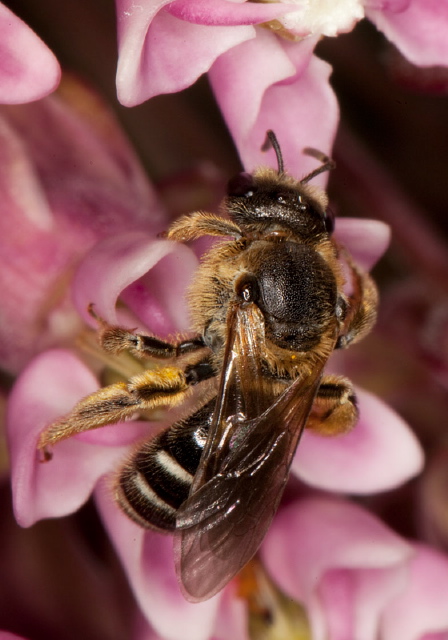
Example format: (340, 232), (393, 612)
(306, 374), (358, 436)
(116, 400), (215, 531)
(88, 305), (206, 360)
(336, 254), (378, 349)
(38, 357), (216, 452)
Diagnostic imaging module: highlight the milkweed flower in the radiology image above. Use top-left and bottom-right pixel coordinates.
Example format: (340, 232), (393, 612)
(114, 0), (448, 176)
(116, 0), (338, 177)
(262, 496), (448, 640)
(7, 197), (423, 636)
(1, 0), (446, 638)
(0, 2), (60, 103)
(1, 56), (425, 639)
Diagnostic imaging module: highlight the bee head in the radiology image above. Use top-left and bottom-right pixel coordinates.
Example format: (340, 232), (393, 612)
(225, 131), (335, 239)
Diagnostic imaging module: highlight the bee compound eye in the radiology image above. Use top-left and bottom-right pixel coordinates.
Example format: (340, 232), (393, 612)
(227, 172), (256, 197)
(235, 273), (259, 304)
(324, 206), (335, 233)
(336, 296), (347, 320)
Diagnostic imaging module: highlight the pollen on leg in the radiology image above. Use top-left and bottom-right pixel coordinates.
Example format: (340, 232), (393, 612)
(37, 381), (135, 450)
(37, 366), (192, 455)
(128, 366), (189, 404)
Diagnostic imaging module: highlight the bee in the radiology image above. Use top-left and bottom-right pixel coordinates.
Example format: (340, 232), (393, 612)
(38, 131), (378, 602)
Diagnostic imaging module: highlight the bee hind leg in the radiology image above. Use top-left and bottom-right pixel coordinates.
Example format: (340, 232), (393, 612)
(306, 374), (358, 436)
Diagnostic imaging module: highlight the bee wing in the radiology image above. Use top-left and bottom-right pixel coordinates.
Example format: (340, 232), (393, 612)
(188, 303), (274, 494)
(174, 302), (328, 602)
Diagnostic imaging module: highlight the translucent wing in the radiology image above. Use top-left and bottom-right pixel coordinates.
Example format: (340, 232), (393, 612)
(174, 302), (329, 601)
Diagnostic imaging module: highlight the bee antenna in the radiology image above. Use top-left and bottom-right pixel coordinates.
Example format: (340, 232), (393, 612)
(261, 130), (284, 175)
(300, 147), (336, 184)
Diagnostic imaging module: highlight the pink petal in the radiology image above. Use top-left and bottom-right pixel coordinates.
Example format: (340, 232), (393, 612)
(381, 544), (448, 640)
(209, 28), (296, 158)
(0, 3), (60, 103)
(0, 634), (28, 640)
(367, 0), (448, 67)
(72, 234), (199, 336)
(7, 349), (147, 527)
(0, 82), (162, 234)
(167, 0), (299, 26)
(116, 0), (255, 106)
(263, 497), (412, 592)
(293, 387), (424, 493)
(0, 82), (163, 374)
(334, 218), (391, 271)
(316, 566), (408, 640)
(95, 480), (221, 640)
(211, 588), (248, 640)
(210, 34), (338, 183)
(262, 497), (412, 640)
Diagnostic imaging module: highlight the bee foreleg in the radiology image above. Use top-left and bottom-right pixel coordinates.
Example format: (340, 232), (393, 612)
(306, 374), (358, 436)
(102, 329), (206, 360)
(166, 212), (242, 242)
(37, 366), (194, 452)
(336, 254), (378, 349)
(88, 304), (206, 360)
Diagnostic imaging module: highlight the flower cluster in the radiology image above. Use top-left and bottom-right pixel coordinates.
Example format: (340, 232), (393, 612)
(2, 1), (448, 639)
(115, 0), (448, 173)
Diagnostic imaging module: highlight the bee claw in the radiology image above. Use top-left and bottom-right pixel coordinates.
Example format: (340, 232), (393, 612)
(38, 446), (53, 463)
(87, 302), (109, 329)
(87, 302), (97, 318)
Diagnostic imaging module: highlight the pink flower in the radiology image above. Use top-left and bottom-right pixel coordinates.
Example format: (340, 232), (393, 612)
(116, 0), (338, 178)
(262, 496), (448, 640)
(263, 496), (412, 640)
(114, 0), (448, 176)
(2, 1), (446, 637)
(366, 0), (448, 68)
(0, 2), (60, 103)
(7, 204), (423, 633)
(0, 77), (165, 374)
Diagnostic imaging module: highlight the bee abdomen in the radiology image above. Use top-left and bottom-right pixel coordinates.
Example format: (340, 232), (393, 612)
(116, 402), (213, 532)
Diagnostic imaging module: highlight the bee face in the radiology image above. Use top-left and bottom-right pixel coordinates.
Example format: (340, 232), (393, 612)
(226, 168), (334, 239)
(38, 131), (378, 603)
